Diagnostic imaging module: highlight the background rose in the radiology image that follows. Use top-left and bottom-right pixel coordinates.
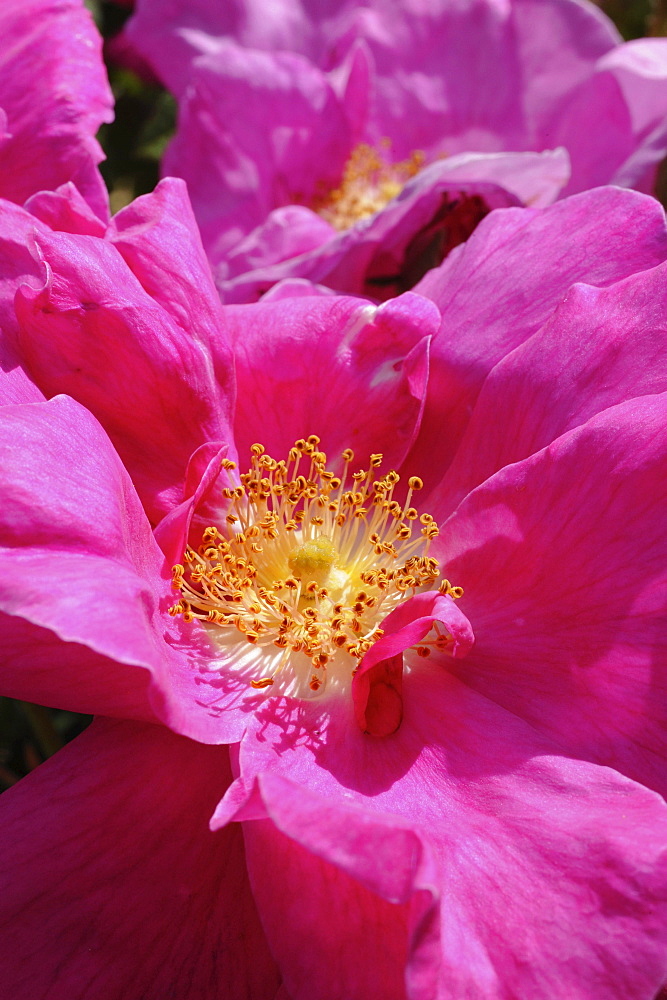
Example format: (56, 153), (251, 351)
(103, 0), (667, 301)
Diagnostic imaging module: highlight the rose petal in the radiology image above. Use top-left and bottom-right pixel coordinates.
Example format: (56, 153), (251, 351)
(560, 38), (667, 193)
(163, 41), (356, 260)
(0, 0), (112, 214)
(353, 591), (474, 737)
(435, 392), (667, 798)
(0, 718), (281, 999)
(241, 815), (414, 1000)
(24, 182), (108, 237)
(0, 199), (46, 404)
(227, 291), (438, 472)
(219, 668), (667, 1000)
(216, 173), (517, 303)
(15, 223), (232, 520)
(410, 186), (667, 492)
(0, 395), (247, 744)
(435, 259), (667, 512)
(153, 439), (233, 566)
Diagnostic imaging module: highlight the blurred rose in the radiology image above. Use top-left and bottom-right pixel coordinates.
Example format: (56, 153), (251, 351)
(115, 0), (667, 301)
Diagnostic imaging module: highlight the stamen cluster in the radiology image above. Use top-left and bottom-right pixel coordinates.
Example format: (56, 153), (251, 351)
(170, 437), (461, 693)
(313, 142), (425, 230)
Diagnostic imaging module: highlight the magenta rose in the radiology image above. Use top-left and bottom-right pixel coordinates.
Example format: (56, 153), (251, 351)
(116, 0), (667, 301)
(0, 179), (666, 999)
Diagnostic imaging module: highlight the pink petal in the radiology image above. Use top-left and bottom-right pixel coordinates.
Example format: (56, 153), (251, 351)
(24, 182), (108, 237)
(0, 718), (281, 999)
(261, 278), (338, 301)
(126, 0), (624, 185)
(601, 39), (667, 136)
(153, 439), (233, 566)
(110, 179), (234, 391)
(1, 180), (133, 409)
(0, 612), (156, 724)
(509, 0), (620, 124)
(0, 395), (247, 744)
(0, 199), (46, 404)
(564, 39), (667, 193)
(0, 0), (112, 215)
(436, 258), (667, 511)
(227, 291), (438, 471)
(240, 812), (414, 1000)
(14, 222), (232, 521)
(410, 186), (667, 493)
(216, 767), (431, 1000)
(125, 0), (332, 95)
(127, 0), (619, 152)
(359, 0), (618, 160)
(217, 177), (516, 304)
(219, 668), (667, 1000)
(0, 396), (166, 720)
(127, 1), (644, 303)
(435, 392), (667, 798)
(420, 148), (571, 208)
(163, 41), (356, 260)
(544, 66), (635, 195)
(218, 204), (336, 285)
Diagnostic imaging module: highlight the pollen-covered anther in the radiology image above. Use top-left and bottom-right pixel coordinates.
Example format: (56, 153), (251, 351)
(312, 141), (426, 230)
(170, 437), (460, 698)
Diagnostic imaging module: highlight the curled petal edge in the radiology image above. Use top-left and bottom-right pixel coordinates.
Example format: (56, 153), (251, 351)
(213, 767), (442, 996)
(154, 441), (231, 564)
(353, 591), (475, 737)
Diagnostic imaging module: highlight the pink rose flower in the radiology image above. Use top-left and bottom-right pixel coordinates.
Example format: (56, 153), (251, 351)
(0, 179), (666, 999)
(117, 0), (667, 301)
(0, 0), (112, 218)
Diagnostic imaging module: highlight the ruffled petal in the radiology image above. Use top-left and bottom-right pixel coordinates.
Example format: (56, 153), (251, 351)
(410, 187), (667, 493)
(109, 178), (234, 397)
(0, 395), (247, 744)
(216, 171), (517, 303)
(435, 259), (667, 512)
(0, 396), (167, 720)
(227, 291), (438, 472)
(352, 590), (474, 736)
(24, 182), (108, 237)
(416, 148), (570, 208)
(125, 0), (619, 159)
(14, 217), (232, 520)
(218, 666), (667, 1000)
(560, 38), (667, 193)
(163, 41), (356, 259)
(0, 199), (46, 404)
(239, 813), (414, 1000)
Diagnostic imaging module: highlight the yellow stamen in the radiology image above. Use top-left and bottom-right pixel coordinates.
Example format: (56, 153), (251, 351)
(170, 438), (461, 698)
(313, 142), (425, 231)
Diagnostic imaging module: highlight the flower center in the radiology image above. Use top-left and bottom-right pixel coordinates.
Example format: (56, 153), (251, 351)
(313, 142), (425, 231)
(169, 437), (461, 698)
